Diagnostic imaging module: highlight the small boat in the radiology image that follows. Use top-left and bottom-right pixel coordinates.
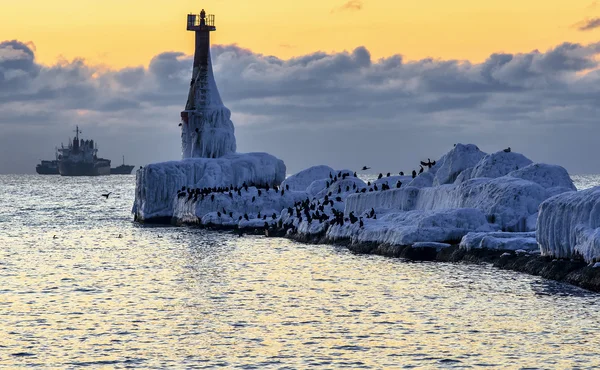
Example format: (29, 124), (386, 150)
(111, 156), (135, 175)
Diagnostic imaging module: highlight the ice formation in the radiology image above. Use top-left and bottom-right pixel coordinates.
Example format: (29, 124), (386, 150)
(181, 38), (235, 158)
(133, 153), (285, 222)
(281, 165), (335, 192)
(537, 186), (600, 262)
(459, 231), (538, 251)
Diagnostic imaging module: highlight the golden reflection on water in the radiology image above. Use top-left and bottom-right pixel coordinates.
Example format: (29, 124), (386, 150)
(2, 174), (600, 368)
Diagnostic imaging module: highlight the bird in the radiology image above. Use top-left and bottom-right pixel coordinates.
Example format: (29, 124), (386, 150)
(101, 192), (112, 199)
(412, 170), (417, 178)
(420, 158), (436, 169)
(361, 166), (371, 171)
(419, 165), (424, 174)
(178, 123), (182, 127)
(503, 147), (511, 153)
(53, 235), (57, 239)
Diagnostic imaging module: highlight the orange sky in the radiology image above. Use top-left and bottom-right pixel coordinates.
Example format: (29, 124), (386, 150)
(2, 0), (599, 68)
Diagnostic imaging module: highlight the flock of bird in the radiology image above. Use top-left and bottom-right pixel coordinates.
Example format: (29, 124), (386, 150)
(96, 148), (514, 237)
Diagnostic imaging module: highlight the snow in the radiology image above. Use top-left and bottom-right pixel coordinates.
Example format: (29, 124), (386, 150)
(281, 165), (335, 192)
(133, 153), (286, 222)
(537, 186), (600, 263)
(459, 231), (538, 251)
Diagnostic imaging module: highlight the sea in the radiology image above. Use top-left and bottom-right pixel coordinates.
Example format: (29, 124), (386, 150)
(1, 174), (600, 368)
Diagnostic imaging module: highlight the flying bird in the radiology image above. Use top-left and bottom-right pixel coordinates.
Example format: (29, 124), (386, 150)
(361, 166), (371, 171)
(101, 192), (112, 199)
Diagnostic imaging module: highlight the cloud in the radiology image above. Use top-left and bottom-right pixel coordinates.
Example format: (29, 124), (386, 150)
(575, 17), (600, 31)
(331, 0), (363, 13)
(1, 40), (600, 174)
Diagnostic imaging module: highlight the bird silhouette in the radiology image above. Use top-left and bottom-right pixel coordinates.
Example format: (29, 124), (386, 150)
(420, 158), (436, 169)
(361, 166), (371, 171)
(503, 147), (511, 153)
(101, 192), (112, 199)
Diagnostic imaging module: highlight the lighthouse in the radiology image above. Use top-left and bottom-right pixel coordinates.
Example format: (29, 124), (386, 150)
(180, 9), (236, 159)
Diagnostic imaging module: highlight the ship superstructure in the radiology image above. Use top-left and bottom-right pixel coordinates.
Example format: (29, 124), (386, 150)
(57, 126), (111, 176)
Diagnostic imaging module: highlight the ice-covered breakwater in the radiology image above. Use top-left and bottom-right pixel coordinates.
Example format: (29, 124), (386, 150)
(537, 187), (600, 263)
(134, 142), (600, 290)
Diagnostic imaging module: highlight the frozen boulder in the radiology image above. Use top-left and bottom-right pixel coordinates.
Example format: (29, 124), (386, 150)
(469, 151), (533, 179)
(281, 165), (334, 192)
(328, 208), (493, 246)
(537, 187), (600, 262)
(408, 172), (434, 188)
(460, 231), (538, 251)
(507, 163), (576, 197)
(433, 144), (486, 186)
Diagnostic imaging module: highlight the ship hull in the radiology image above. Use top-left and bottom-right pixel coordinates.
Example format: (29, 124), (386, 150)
(110, 165), (135, 175)
(59, 162), (111, 176)
(36, 166), (59, 175)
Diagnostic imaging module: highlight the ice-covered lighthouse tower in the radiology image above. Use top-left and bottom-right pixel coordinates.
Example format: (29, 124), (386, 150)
(181, 9), (236, 159)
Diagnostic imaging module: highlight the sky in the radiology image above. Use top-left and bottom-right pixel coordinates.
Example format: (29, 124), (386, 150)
(1, 0), (600, 174)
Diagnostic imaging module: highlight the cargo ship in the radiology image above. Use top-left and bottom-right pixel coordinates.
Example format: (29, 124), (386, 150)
(57, 126), (111, 176)
(111, 156), (135, 175)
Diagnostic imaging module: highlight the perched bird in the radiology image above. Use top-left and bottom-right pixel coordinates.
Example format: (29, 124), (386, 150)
(101, 192), (112, 199)
(378, 173), (383, 179)
(412, 170), (417, 178)
(504, 147), (511, 153)
(53, 235), (57, 239)
(361, 166), (371, 171)
(178, 123), (182, 127)
(420, 158), (436, 169)
(419, 165), (424, 174)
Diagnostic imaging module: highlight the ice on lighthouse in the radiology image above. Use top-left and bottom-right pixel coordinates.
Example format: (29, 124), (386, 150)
(133, 10), (285, 223)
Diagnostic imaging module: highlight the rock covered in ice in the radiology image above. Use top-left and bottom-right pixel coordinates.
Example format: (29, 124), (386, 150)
(537, 186), (600, 262)
(468, 151), (533, 180)
(314, 176), (367, 199)
(133, 153), (286, 222)
(433, 144), (486, 186)
(281, 165), (334, 192)
(174, 187), (307, 225)
(459, 231), (538, 251)
(408, 172), (434, 188)
(412, 242), (452, 250)
(346, 177), (550, 232)
(375, 175), (413, 188)
(326, 208), (493, 245)
(345, 146), (575, 232)
(507, 163), (576, 196)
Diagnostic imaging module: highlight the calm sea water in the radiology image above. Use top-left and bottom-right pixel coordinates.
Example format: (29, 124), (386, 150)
(1, 174), (600, 368)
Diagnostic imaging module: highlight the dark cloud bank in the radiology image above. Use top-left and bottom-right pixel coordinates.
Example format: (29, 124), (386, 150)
(1, 39), (600, 174)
